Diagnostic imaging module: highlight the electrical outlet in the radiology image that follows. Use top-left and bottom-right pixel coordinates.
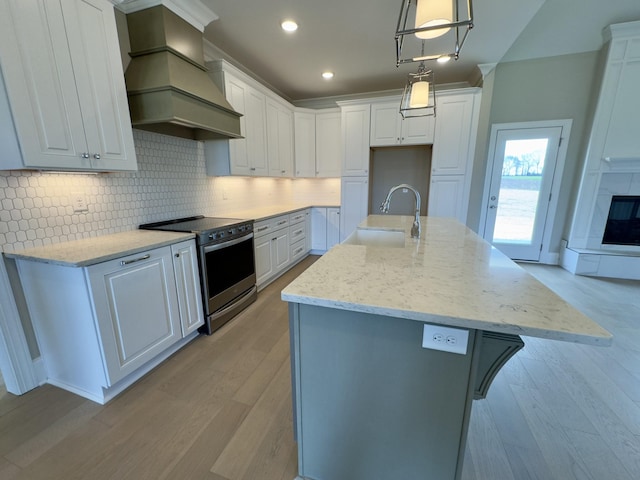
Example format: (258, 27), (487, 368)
(422, 324), (469, 355)
(71, 193), (88, 213)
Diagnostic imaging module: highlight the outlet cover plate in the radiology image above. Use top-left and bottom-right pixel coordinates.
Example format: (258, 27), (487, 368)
(422, 324), (469, 355)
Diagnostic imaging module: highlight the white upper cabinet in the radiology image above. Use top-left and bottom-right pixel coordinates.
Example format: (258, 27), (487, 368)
(267, 98), (294, 177)
(294, 111), (317, 177)
(315, 111), (342, 177)
(370, 101), (434, 146)
(206, 72), (268, 176)
(431, 91), (480, 175)
(341, 104), (371, 176)
(206, 60), (294, 177)
(294, 109), (341, 178)
(0, 0), (137, 172)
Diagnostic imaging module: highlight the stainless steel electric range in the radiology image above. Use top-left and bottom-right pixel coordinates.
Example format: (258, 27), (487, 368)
(140, 215), (257, 334)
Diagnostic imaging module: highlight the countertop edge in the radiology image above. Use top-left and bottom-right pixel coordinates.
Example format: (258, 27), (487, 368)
(280, 293), (613, 347)
(5, 231), (195, 267)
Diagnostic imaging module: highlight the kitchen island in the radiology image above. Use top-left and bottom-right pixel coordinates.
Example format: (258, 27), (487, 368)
(281, 215), (612, 480)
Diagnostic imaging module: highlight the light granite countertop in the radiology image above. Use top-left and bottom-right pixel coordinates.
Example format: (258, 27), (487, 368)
(281, 215), (613, 346)
(4, 230), (195, 267)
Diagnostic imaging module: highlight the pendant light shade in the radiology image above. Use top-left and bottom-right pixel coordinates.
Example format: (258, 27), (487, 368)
(414, 0), (453, 39)
(409, 80), (430, 108)
(400, 63), (435, 118)
(396, 0), (473, 65)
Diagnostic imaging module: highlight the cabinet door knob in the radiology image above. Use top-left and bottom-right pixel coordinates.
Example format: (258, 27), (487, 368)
(175, 253), (180, 258)
(93, 153), (101, 160)
(81, 152), (90, 159)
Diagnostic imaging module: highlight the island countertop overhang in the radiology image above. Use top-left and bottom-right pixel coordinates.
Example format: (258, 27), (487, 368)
(281, 215), (613, 346)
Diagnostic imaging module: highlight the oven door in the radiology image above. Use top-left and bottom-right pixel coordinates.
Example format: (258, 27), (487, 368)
(201, 232), (256, 316)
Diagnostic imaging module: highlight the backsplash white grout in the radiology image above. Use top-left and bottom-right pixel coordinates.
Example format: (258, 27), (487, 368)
(0, 130), (340, 253)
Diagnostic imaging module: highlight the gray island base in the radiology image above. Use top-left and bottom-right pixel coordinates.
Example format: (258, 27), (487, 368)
(282, 215), (612, 480)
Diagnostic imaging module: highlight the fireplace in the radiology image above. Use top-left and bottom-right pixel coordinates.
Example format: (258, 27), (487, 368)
(602, 196), (640, 246)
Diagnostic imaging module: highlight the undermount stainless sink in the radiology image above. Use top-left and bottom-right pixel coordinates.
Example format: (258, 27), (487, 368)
(343, 229), (406, 248)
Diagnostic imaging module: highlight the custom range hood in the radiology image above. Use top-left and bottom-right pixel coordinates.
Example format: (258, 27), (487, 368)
(124, 5), (242, 140)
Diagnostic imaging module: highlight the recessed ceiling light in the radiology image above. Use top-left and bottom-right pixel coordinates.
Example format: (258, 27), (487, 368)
(281, 20), (298, 32)
(437, 55), (451, 64)
(322, 71), (334, 79)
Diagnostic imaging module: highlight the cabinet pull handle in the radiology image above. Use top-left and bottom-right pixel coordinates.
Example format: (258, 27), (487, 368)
(93, 153), (101, 160)
(256, 225), (269, 232)
(121, 254), (150, 266)
(277, 220), (287, 226)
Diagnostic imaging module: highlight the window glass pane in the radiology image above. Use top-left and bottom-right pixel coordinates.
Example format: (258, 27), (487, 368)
(493, 139), (548, 243)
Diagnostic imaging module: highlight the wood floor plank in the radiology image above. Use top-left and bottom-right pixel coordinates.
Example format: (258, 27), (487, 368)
(161, 399), (249, 480)
(510, 383), (596, 480)
(0, 386), (85, 456)
(210, 359), (292, 480)
(569, 428), (635, 480)
(485, 374), (540, 450)
(5, 400), (102, 467)
(240, 390), (296, 480)
(501, 442), (555, 480)
(465, 399), (516, 480)
(519, 355), (598, 435)
(233, 331), (290, 406)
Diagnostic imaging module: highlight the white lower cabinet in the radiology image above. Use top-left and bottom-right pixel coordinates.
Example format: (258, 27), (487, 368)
(254, 210), (310, 289)
(254, 214), (290, 288)
(15, 240), (202, 404)
(311, 207), (341, 253)
(170, 240), (205, 336)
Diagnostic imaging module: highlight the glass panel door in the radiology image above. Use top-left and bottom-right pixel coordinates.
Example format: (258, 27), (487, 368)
(483, 126), (562, 261)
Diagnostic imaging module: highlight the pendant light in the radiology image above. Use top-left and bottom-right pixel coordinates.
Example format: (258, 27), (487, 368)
(400, 62), (435, 118)
(414, 0), (453, 39)
(395, 0), (473, 66)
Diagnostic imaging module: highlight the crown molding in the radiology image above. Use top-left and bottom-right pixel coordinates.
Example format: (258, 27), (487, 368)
(113, 0), (218, 32)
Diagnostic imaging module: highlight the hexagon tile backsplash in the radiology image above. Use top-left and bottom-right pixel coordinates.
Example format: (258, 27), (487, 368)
(0, 130), (339, 253)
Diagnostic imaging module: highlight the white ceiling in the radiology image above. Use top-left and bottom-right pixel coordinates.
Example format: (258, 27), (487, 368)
(201, 0), (640, 103)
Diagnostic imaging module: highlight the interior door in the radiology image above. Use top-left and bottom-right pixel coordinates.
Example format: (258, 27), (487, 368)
(482, 125), (563, 261)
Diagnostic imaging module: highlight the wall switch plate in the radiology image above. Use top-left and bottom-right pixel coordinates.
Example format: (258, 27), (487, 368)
(422, 324), (469, 355)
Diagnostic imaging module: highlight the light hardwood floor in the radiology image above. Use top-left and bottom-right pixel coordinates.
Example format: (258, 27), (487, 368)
(1, 257), (639, 480)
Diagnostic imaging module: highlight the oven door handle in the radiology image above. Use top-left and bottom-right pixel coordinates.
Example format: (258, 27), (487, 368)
(203, 232), (254, 253)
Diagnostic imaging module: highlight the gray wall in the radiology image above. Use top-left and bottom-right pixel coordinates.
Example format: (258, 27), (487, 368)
(467, 51), (602, 256)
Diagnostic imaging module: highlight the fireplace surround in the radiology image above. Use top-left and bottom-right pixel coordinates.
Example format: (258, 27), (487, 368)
(561, 21), (640, 280)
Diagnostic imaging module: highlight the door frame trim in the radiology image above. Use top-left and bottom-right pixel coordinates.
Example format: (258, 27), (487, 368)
(480, 119), (572, 263)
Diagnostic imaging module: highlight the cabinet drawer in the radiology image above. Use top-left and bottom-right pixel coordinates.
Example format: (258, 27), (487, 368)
(289, 222), (306, 244)
(290, 239), (306, 262)
(289, 210), (307, 225)
(254, 214), (289, 238)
